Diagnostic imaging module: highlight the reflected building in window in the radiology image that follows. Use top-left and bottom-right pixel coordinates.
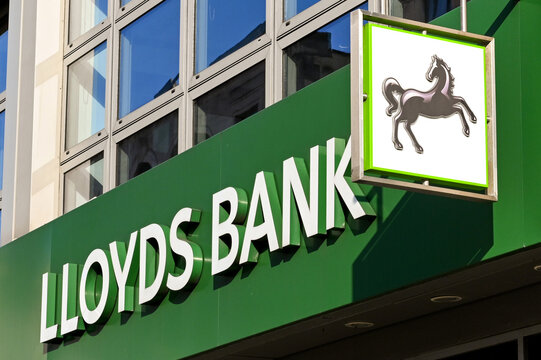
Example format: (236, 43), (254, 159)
(284, 4), (367, 97)
(390, 0), (463, 23)
(194, 62), (265, 144)
(117, 111), (178, 185)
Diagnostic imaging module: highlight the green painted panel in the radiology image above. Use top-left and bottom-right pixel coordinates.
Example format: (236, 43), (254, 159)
(518, 0), (541, 247)
(434, 0), (525, 258)
(0, 226), (52, 359)
(0, 1), (540, 358)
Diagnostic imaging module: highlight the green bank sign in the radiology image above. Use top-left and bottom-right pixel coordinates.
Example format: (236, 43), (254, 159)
(40, 137), (375, 343)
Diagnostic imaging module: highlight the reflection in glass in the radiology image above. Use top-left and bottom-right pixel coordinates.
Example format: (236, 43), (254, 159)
(390, 0), (462, 23)
(284, 0), (320, 20)
(69, 0), (108, 42)
(195, 0), (265, 73)
(0, 30), (7, 94)
(439, 341), (517, 360)
(283, 3), (367, 97)
(121, 0), (132, 6)
(117, 112), (178, 185)
(119, 0), (180, 119)
(64, 152), (104, 213)
(66, 42), (107, 149)
(0, 112), (4, 189)
(194, 62), (265, 144)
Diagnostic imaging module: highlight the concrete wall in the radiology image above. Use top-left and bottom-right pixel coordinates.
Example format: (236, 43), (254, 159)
(29, 0), (64, 231)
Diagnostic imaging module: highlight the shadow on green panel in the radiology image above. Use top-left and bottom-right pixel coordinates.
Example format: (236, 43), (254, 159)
(352, 188), (494, 302)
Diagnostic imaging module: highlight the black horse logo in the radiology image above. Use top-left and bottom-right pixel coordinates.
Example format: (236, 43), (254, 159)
(382, 55), (477, 154)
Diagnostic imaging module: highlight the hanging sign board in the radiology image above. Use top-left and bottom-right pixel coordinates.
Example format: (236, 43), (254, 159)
(350, 10), (497, 201)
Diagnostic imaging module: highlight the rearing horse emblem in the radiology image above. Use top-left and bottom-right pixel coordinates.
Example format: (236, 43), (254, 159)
(382, 55), (477, 154)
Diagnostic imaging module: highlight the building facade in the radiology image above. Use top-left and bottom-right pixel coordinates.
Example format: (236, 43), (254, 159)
(1, 0), (541, 359)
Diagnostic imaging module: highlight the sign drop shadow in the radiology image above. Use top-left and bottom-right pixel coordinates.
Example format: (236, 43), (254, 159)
(351, 190), (494, 302)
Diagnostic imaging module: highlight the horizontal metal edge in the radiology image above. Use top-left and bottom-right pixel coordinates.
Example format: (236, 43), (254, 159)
(112, 91), (183, 136)
(188, 40), (271, 93)
(358, 175), (497, 202)
(60, 135), (108, 167)
(64, 23), (111, 60)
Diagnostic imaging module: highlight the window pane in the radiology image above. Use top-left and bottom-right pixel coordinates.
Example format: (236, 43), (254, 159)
(64, 152), (104, 213)
(66, 42), (107, 149)
(0, 30), (7, 94)
(390, 0), (462, 23)
(195, 0), (265, 73)
(194, 62), (265, 144)
(439, 341), (517, 360)
(525, 333), (541, 358)
(69, 0), (108, 42)
(283, 4), (367, 97)
(0, 111), (4, 190)
(119, 0), (180, 119)
(121, 0), (132, 6)
(284, 0), (320, 21)
(116, 112), (178, 185)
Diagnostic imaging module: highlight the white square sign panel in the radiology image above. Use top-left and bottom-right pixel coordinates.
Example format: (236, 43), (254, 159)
(364, 24), (487, 188)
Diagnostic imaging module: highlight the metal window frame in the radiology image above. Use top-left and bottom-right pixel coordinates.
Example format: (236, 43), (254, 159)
(350, 10), (497, 202)
(277, 0), (360, 39)
(61, 0), (183, 210)
(179, 0), (189, 154)
(114, 0), (166, 29)
(115, 0), (153, 21)
(188, 49), (269, 100)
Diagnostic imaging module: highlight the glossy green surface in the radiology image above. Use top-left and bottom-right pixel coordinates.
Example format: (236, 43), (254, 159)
(1, 0), (540, 358)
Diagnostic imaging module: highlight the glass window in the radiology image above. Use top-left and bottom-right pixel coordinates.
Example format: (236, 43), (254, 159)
(66, 42), (107, 149)
(284, 0), (320, 21)
(116, 111), (178, 185)
(121, 0), (132, 6)
(0, 111), (4, 189)
(69, 0), (108, 42)
(119, 0), (180, 119)
(0, 30), (7, 94)
(195, 0), (265, 73)
(64, 152), (104, 213)
(194, 62), (265, 144)
(525, 333), (541, 358)
(390, 0), (463, 23)
(283, 4), (367, 97)
(438, 341), (517, 360)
